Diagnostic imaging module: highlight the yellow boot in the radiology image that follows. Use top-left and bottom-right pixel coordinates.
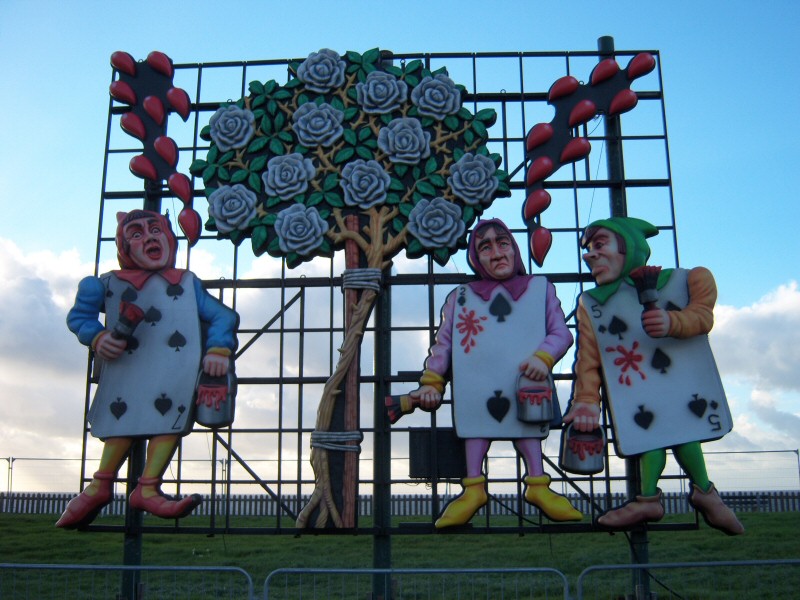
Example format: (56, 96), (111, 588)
(524, 474), (582, 521)
(435, 475), (487, 529)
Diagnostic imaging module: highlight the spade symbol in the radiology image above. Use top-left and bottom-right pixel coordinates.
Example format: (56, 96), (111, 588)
(607, 316), (628, 339)
(710, 400), (719, 410)
(144, 306), (162, 326)
(651, 348), (671, 374)
(688, 394), (708, 418)
(106, 289), (114, 298)
(486, 390), (510, 422)
(154, 393), (173, 415)
(633, 405), (654, 430)
(489, 294), (512, 323)
(126, 336), (139, 354)
(166, 283), (184, 300)
(121, 287), (138, 303)
(110, 398), (127, 420)
(168, 330), (187, 351)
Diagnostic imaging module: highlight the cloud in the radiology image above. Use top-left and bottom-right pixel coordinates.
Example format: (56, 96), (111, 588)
(712, 281), (800, 392)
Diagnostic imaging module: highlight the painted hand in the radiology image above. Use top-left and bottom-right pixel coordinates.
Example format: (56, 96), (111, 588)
(409, 385), (442, 410)
(202, 353), (229, 377)
(94, 331), (127, 360)
(520, 355), (549, 381)
(563, 402), (601, 432)
(642, 308), (670, 338)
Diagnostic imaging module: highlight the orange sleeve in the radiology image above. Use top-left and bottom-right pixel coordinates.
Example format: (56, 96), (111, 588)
(572, 297), (603, 407)
(668, 267), (716, 338)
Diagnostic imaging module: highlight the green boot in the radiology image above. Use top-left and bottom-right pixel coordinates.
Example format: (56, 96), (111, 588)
(435, 475), (488, 529)
(524, 474), (582, 521)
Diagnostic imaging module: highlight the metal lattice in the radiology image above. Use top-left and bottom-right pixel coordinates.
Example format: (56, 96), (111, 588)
(82, 43), (688, 540)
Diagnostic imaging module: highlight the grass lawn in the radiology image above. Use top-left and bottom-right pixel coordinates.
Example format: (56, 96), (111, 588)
(0, 512), (798, 598)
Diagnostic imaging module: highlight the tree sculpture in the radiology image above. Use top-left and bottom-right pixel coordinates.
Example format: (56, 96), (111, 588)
(190, 48), (510, 528)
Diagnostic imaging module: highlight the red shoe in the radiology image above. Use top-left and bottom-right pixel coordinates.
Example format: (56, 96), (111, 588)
(55, 472), (115, 529)
(129, 477), (202, 519)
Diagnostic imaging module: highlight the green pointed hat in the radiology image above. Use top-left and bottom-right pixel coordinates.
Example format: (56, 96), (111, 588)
(582, 216), (659, 303)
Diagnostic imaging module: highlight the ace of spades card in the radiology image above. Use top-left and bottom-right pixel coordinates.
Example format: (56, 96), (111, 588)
(582, 270), (732, 457)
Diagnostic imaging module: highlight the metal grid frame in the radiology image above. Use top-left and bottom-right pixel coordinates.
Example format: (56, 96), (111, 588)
(80, 46), (686, 536)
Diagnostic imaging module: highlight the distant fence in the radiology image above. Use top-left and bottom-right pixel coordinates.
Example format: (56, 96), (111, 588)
(2, 490), (798, 517)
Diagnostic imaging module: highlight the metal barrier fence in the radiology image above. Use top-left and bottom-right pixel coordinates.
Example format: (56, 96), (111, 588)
(263, 567), (570, 600)
(3, 561), (799, 599)
(0, 563), (254, 600)
(576, 559), (800, 599)
(2, 490), (799, 516)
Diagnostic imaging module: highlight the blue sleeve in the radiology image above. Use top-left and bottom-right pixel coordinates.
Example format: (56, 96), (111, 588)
(193, 276), (239, 352)
(66, 276), (107, 347)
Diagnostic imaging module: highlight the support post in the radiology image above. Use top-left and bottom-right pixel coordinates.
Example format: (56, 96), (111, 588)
(598, 35), (650, 599)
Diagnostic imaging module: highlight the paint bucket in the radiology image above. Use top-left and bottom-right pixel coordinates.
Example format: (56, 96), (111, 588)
(558, 424), (605, 475)
(516, 373), (553, 423)
(194, 370), (237, 428)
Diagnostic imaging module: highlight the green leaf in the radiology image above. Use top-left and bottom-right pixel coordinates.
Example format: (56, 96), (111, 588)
(229, 229), (244, 245)
(249, 81), (265, 95)
(392, 217), (405, 233)
(357, 127), (373, 141)
(307, 191), (325, 206)
(260, 115), (273, 135)
(343, 106), (359, 121)
(346, 50), (363, 64)
(407, 238), (423, 256)
(253, 109), (266, 121)
(405, 59), (423, 74)
(248, 172), (262, 193)
(264, 80), (277, 94)
(464, 129), (475, 146)
(412, 167), (421, 180)
(490, 153), (503, 167)
(318, 209), (330, 219)
(424, 156), (438, 175)
(356, 146), (374, 160)
(362, 48), (381, 65)
(346, 63), (360, 75)
(399, 202), (414, 217)
(453, 147), (465, 163)
(273, 89), (292, 100)
(474, 108), (496, 123)
(386, 65), (403, 77)
(274, 112), (286, 131)
(277, 131), (294, 143)
(267, 99), (278, 116)
(297, 93), (310, 106)
(202, 164), (217, 181)
(266, 196), (282, 208)
(429, 174), (446, 188)
(389, 177), (405, 191)
(207, 146), (219, 163)
(343, 128), (357, 146)
(416, 181), (436, 197)
(250, 155), (268, 172)
(432, 66), (448, 76)
(462, 206), (475, 224)
(333, 147), (355, 164)
(443, 115), (460, 131)
(433, 247), (451, 266)
(330, 96), (345, 112)
(472, 120), (488, 138)
(217, 166), (231, 182)
(497, 181), (511, 195)
(363, 138), (377, 149)
(268, 236), (281, 253)
(386, 193), (401, 205)
(284, 76), (301, 88)
(248, 136), (269, 153)
(323, 173), (339, 191)
(200, 125), (211, 140)
(457, 107), (473, 120)
(230, 169), (249, 184)
(251, 94), (266, 109)
(269, 138), (285, 155)
(262, 213), (277, 225)
(251, 225), (268, 251)
(324, 191), (344, 207)
(495, 169), (509, 181)
(381, 114), (394, 126)
(347, 87), (358, 101)
(393, 164), (408, 177)
(404, 75), (419, 87)
(189, 159), (208, 174)
(219, 150), (235, 164)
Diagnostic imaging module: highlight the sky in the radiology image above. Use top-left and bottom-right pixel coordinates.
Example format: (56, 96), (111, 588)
(1, 0), (799, 493)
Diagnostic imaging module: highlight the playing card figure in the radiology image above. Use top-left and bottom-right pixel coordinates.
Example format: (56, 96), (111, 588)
(409, 218), (580, 528)
(57, 210), (238, 528)
(564, 216), (743, 535)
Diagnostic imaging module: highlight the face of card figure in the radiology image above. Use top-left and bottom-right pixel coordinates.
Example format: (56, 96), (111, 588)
(475, 227), (516, 281)
(123, 217), (171, 271)
(583, 228), (625, 285)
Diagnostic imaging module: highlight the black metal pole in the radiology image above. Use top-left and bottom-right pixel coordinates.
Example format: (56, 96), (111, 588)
(372, 267), (392, 598)
(598, 35), (649, 599)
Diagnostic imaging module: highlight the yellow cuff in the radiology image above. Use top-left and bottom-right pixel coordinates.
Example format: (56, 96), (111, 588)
(207, 347), (232, 357)
(534, 351), (555, 371)
(419, 369), (445, 394)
